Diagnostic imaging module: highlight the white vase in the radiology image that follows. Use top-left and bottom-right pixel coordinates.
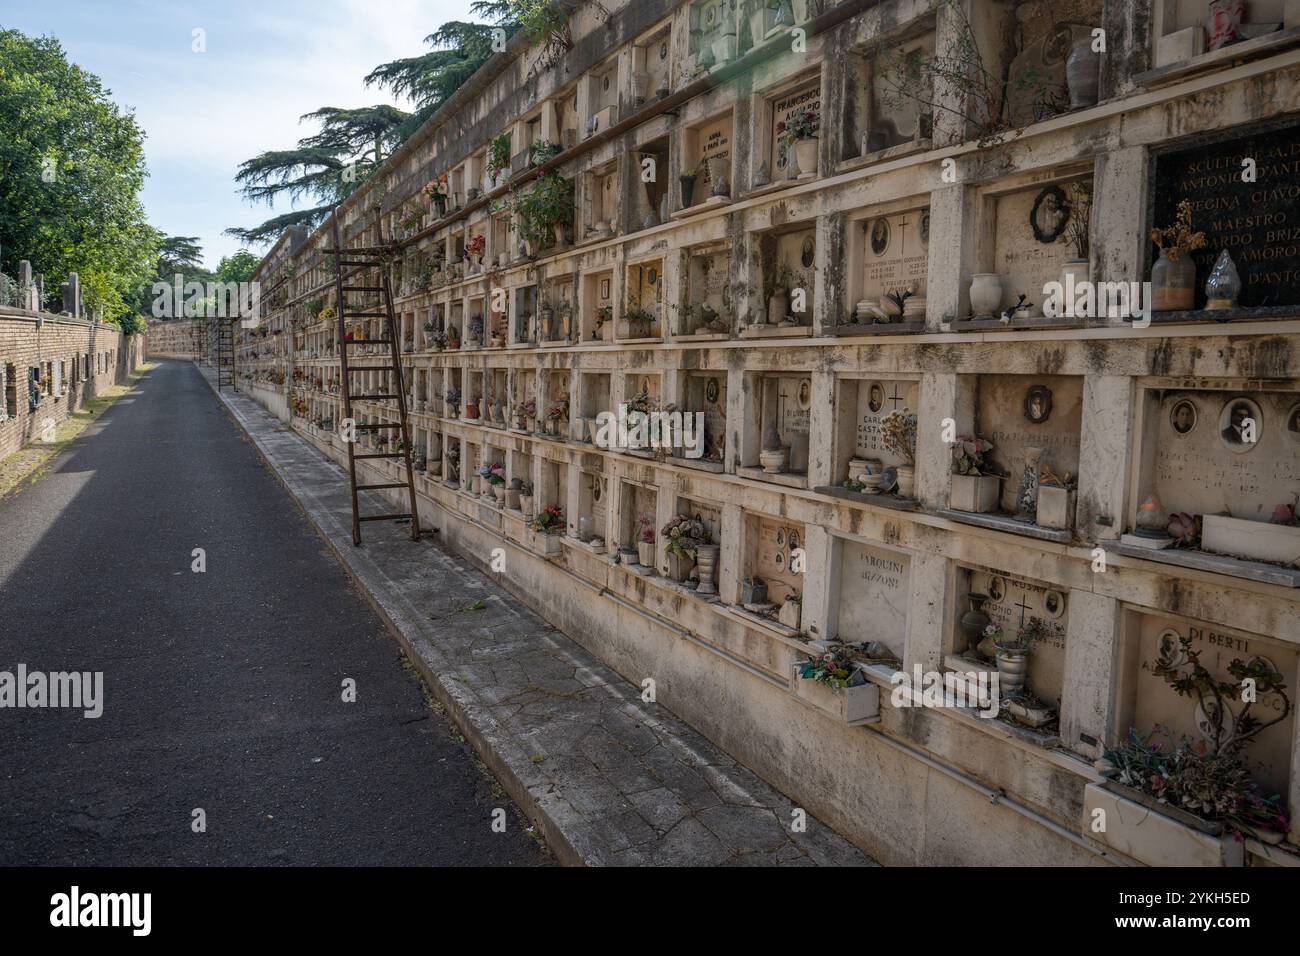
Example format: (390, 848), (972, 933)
(794, 138), (818, 176)
(895, 464), (916, 498)
(969, 274), (1003, 318)
(759, 447), (789, 474)
(637, 540), (656, 567)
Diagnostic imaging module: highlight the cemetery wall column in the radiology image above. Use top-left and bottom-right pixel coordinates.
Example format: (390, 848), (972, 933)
(924, 183), (975, 328)
(1060, 588), (1121, 758)
(904, 551), (948, 672)
(915, 372), (961, 509)
(1092, 146), (1149, 326)
(1076, 374), (1133, 539)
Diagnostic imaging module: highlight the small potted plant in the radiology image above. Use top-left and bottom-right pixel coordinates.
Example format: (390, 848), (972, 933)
(780, 105), (820, 175)
(679, 167), (697, 208)
(994, 618), (1050, 697)
(444, 386), (461, 417)
(636, 517), (656, 569)
(661, 514), (711, 582)
(594, 305), (613, 342)
(1035, 463), (1077, 530)
(446, 324), (461, 350)
(523, 398), (538, 431)
(468, 233), (486, 266)
(949, 433), (1001, 512)
(880, 408), (918, 497)
(424, 174), (449, 218)
(505, 476), (523, 510)
(518, 480), (535, 519)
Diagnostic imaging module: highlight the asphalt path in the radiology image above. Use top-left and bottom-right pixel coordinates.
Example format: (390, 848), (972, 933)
(0, 359), (546, 866)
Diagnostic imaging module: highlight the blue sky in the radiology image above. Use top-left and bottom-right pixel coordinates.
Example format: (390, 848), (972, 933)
(4, 1), (476, 268)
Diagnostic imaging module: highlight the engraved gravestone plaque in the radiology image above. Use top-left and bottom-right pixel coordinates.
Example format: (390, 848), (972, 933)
(1152, 120), (1300, 308)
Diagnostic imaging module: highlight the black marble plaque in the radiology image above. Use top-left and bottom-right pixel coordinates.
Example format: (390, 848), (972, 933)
(1152, 120), (1300, 308)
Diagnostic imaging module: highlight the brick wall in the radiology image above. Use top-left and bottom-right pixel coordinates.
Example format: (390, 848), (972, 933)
(145, 319), (206, 359)
(0, 309), (143, 461)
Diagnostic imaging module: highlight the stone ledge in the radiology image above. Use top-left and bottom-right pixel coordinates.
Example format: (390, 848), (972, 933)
(814, 485), (919, 511)
(831, 320), (925, 336)
(938, 508), (1074, 544)
(1102, 540), (1300, 588)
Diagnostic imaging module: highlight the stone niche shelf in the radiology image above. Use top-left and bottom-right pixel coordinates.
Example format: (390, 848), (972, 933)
(832, 320), (925, 336)
(670, 196), (732, 220)
(1134, 26), (1300, 90)
(715, 602), (806, 643)
(938, 508), (1073, 544)
(672, 332), (731, 343)
(834, 138), (933, 177)
(814, 484), (919, 512)
(940, 652), (1063, 748)
(1126, 305), (1300, 326)
(949, 315), (1085, 333)
(1101, 540), (1300, 589)
(738, 324), (812, 340)
(738, 466), (808, 489)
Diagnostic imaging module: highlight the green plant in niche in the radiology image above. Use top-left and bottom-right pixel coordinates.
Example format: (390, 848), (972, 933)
(488, 133), (512, 176)
(514, 171), (573, 247)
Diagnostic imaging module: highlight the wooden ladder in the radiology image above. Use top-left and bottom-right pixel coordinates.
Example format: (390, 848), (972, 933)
(215, 318), (236, 391)
(329, 208), (421, 546)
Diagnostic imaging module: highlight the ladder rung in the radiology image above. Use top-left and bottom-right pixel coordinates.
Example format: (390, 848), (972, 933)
(357, 482), (408, 491)
(358, 513), (411, 522)
(353, 452), (403, 459)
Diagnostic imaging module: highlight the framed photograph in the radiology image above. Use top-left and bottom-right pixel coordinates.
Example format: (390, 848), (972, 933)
(1169, 399), (1197, 436)
(1286, 402), (1300, 444)
(1029, 185), (1069, 244)
(1218, 396), (1261, 453)
(797, 378), (812, 410)
(987, 576), (1005, 603)
(1024, 385), (1053, 424)
(870, 218), (890, 256)
(867, 382), (884, 414)
(705, 377), (720, 404)
(800, 235), (815, 268)
(1042, 589), (1065, 620)
(600, 277), (611, 299)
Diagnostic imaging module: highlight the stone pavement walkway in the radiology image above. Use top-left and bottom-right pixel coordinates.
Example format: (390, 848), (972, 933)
(201, 367), (873, 866)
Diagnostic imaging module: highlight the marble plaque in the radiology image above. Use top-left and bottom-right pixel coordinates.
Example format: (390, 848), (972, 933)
(993, 185), (1073, 311)
(776, 230), (816, 318)
(861, 208), (929, 306)
(754, 518), (805, 605)
(1131, 614), (1295, 793)
(695, 115), (732, 188)
(1153, 119), (1300, 307)
(854, 378), (918, 465)
(968, 568), (1068, 707)
(977, 375), (1082, 513)
(1152, 389), (1300, 520)
(835, 540), (910, 659)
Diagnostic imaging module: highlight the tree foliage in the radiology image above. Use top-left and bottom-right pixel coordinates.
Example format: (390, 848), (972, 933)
(0, 29), (157, 326)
